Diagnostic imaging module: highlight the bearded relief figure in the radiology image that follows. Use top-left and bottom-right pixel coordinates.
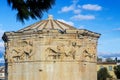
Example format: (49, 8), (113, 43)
(45, 43), (76, 60)
(6, 40), (33, 62)
(22, 41), (33, 59)
(82, 49), (96, 62)
(45, 43), (67, 60)
(87, 44), (97, 61)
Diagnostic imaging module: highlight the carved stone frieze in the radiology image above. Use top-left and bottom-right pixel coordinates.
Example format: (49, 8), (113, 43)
(45, 42), (78, 60)
(5, 40), (33, 62)
(2, 16), (100, 80)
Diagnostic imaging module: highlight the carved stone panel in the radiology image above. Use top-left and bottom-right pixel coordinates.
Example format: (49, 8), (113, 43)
(5, 40), (34, 62)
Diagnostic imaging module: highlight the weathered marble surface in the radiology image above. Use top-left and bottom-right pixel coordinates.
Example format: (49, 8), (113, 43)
(2, 16), (100, 80)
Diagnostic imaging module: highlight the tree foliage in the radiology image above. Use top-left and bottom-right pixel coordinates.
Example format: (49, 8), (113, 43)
(114, 65), (120, 79)
(7, 0), (55, 23)
(97, 57), (102, 62)
(106, 58), (114, 62)
(97, 67), (112, 80)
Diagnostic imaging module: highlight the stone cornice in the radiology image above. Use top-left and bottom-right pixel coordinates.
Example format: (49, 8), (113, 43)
(2, 29), (100, 41)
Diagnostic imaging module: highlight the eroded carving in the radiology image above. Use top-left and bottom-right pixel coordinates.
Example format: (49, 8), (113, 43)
(45, 43), (76, 60)
(6, 40), (33, 62)
(82, 50), (96, 61)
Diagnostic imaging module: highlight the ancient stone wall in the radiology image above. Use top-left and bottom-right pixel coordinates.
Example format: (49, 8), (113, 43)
(3, 29), (100, 80)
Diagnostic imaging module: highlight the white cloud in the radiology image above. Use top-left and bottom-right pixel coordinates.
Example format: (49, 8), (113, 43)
(59, 1), (102, 21)
(98, 52), (120, 58)
(71, 14), (95, 20)
(0, 28), (5, 52)
(78, 25), (85, 29)
(57, 19), (74, 26)
(73, 9), (81, 14)
(114, 27), (120, 31)
(60, 5), (75, 13)
(0, 28), (5, 40)
(0, 42), (4, 49)
(58, 0), (81, 14)
(82, 4), (102, 11)
(0, 41), (4, 52)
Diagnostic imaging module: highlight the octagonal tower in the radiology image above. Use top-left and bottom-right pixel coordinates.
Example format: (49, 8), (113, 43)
(2, 15), (100, 80)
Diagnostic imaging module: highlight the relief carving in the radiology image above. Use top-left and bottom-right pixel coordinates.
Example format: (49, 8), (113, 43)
(83, 50), (93, 58)
(82, 50), (96, 61)
(6, 40), (33, 62)
(67, 46), (76, 59)
(45, 43), (76, 60)
(12, 49), (23, 61)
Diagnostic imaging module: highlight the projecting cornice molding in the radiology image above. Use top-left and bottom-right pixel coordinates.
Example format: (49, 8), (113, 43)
(2, 15), (100, 41)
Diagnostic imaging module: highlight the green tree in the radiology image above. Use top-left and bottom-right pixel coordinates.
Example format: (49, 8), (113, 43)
(7, 0), (55, 23)
(97, 57), (102, 62)
(106, 58), (114, 62)
(97, 67), (112, 80)
(114, 65), (120, 79)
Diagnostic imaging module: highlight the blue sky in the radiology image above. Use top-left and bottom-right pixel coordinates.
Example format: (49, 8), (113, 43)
(0, 0), (120, 62)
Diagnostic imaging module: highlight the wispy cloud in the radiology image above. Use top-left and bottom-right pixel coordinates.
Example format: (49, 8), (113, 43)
(59, 0), (102, 21)
(0, 42), (4, 48)
(0, 28), (5, 52)
(78, 25), (85, 29)
(113, 27), (120, 31)
(57, 19), (74, 26)
(98, 52), (120, 58)
(58, 0), (81, 14)
(0, 28), (5, 38)
(73, 9), (81, 14)
(59, 5), (75, 13)
(71, 14), (95, 20)
(82, 4), (102, 11)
